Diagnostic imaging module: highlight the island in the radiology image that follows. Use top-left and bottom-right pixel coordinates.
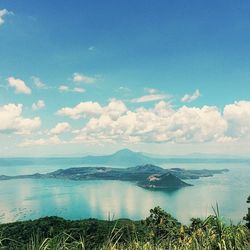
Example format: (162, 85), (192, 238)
(0, 164), (229, 190)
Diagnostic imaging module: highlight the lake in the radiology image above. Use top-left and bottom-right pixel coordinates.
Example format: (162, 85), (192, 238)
(0, 160), (249, 224)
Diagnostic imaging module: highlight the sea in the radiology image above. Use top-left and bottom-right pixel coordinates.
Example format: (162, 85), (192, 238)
(0, 159), (249, 225)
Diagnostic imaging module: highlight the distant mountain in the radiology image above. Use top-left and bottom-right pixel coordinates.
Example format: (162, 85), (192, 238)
(81, 149), (159, 167)
(80, 148), (250, 166)
(0, 149), (248, 168)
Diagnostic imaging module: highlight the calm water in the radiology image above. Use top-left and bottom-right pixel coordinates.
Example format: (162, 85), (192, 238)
(0, 161), (249, 224)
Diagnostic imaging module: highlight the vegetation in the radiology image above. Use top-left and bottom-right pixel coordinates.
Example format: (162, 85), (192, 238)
(244, 196), (250, 229)
(0, 201), (249, 249)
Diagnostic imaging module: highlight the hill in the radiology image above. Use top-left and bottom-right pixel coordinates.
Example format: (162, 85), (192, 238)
(0, 205), (249, 249)
(138, 172), (191, 189)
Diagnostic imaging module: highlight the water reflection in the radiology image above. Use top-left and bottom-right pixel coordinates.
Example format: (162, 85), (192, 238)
(0, 163), (249, 224)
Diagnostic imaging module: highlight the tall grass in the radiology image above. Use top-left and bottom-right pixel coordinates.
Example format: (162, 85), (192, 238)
(1, 209), (249, 250)
(19, 222), (250, 250)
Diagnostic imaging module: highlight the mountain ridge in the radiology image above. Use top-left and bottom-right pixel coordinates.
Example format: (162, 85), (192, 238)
(0, 149), (248, 167)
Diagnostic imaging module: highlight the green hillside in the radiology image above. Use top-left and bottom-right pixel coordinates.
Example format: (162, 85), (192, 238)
(0, 198), (250, 250)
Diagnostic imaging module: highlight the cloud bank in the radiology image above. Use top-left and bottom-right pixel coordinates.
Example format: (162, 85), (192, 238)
(54, 99), (250, 145)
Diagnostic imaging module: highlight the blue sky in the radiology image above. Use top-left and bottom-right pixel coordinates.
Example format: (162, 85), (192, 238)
(0, 0), (250, 156)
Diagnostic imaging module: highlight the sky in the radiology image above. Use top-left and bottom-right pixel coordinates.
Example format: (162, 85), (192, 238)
(0, 0), (250, 157)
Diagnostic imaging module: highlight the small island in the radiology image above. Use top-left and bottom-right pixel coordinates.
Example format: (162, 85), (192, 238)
(0, 164), (228, 190)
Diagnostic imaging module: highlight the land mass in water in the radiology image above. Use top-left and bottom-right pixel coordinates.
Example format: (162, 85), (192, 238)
(0, 163), (228, 190)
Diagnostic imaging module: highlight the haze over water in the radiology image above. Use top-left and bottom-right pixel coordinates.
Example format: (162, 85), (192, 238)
(0, 160), (249, 224)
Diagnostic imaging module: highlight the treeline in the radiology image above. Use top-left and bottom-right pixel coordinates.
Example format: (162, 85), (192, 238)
(0, 197), (249, 249)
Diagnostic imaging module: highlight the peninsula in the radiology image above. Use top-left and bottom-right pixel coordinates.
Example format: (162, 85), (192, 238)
(0, 164), (228, 190)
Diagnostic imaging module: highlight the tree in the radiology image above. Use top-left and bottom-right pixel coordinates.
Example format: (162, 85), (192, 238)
(244, 196), (250, 229)
(145, 206), (181, 247)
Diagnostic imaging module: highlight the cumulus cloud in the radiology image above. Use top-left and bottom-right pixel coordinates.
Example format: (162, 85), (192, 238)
(105, 99), (128, 119)
(57, 99), (127, 121)
(20, 97), (249, 146)
(131, 94), (167, 103)
(57, 101), (103, 119)
(73, 73), (96, 84)
(0, 9), (12, 26)
(224, 101), (250, 137)
(59, 85), (85, 93)
(181, 89), (201, 103)
(31, 76), (48, 89)
(50, 122), (71, 134)
(32, 100), (45, 111)
(0, 104), (41, 135)
(58, 99), (240, 144)
(7, 77), (31, 94)
(19, 135), (64, 147)
(74, 101), (228, 144)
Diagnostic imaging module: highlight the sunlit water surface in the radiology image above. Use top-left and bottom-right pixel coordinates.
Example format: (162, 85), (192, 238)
(0, 161), (249, 224)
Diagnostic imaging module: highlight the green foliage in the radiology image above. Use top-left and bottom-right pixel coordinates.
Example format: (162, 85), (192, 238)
(144, 206), (181, 247)
(244, 196), (250, 229)
(0, 202), (250, 249)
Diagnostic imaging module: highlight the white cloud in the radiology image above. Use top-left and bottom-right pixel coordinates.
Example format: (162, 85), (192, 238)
(73, 73), (96, 84)
(104, 99), (127, 120)
(0, 9), (12, 26)
(32, 100), (45, 111)
(57, 101), (103, 119)
(12, 97), (250, 147)
(181, 89), (201, 103)
(131, 94), (167, 103)
(72, 99), (250, 145)
(57, 99), (127, 120)
(31, 76), (48, 89)
(224, 101), (250, 138)
(75, 102), (227, 144)
(0, 104), (41, 135)
(50, 122), (71, 134)
(59, 85), (85, 93)
(7, 77), (31, 95)
(88, 46), (95, 51)
(19, 135), (64, 147)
